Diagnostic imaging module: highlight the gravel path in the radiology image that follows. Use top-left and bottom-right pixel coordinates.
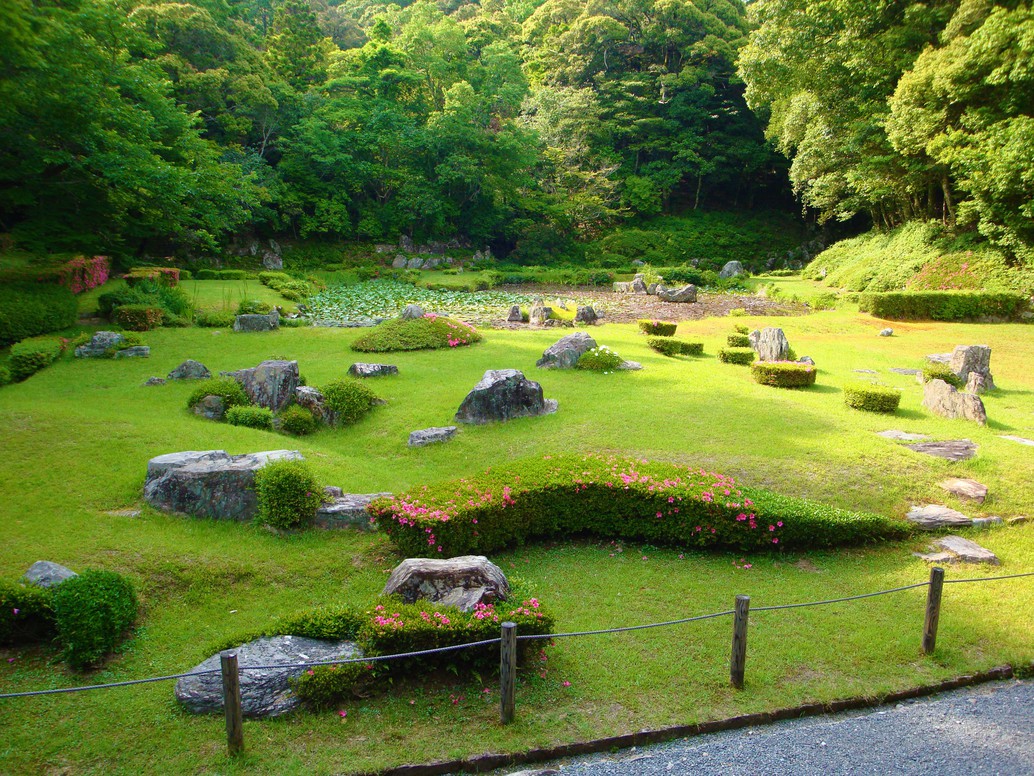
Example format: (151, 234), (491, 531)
(496, 679), (1034, 776)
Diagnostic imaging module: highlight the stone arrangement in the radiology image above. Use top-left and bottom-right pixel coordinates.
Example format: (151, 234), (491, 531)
(748, 327), (792, 362)
(233, 309), (279, 332)
(74, 331), (150, 359)
(381, 555), (509, 613)
(949, 345), (994, 392)
(455, 369), (558, 424)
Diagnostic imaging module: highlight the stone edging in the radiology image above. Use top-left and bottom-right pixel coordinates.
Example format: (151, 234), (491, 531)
(362, 665), (1022, 775)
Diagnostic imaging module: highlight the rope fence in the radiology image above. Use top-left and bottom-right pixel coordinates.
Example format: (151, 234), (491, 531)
(2, 568), (1032, 753)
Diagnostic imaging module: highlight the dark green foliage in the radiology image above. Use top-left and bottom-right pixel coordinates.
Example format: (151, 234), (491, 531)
(647, 338), (704, 357)
(0, 364), (10, 386)
(237, 299), (272, 315)
(371, 454), (911, 558)
(178, 269), (192, 280)
(51, 570), (137, 670)
(195, 270), (219, 280)
(10, 337), (63, 381)
(195, 269), (248, 280)
(727, 334), (751, 348)
(0, 283), (77, 346)
(186, 377), (249, 411)
(575, 346), (625, 372)
(750, 361), (817, 389)
(638, 320), (677, 336)
(123, 267), (179, 287)
(718, 347), (756, 365)
(254, 459), (324, 530)
(733, 325), (750, 335)
(922, 363), (964, 389)
(98, 280), (192, 322)
(225, 405), (274, 430)
(193, 310), (236, 328)
(320, 379), (377, 426)
(278, 405), (319, 435)
(843, 382), (901, 413)
(858, 291), (1029, 321)
(0, 581), (55, 646)
(114, 304), (164, 331)
(351, 316), (482, 353)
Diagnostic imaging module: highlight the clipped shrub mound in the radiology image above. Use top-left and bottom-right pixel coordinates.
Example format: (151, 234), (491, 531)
(124, 267), (179, 287)
(750, 361), (817, 388)
(718, 347), (756, 365)
(9, 337), (64, 382)
(0, 283), (77, 346)
(638, 319), (677, 336)
(727, 334), (751, 348)
(193, 310), (236, 328)
(843, 382), (901, 413)
(51, 570), (137, 670)
(254, 459), (324, 530)
(186, 377), (249, 412)
(352, 314), (482, 352)
(858, 291), (1028, 321)
(922, 362), (964, 388)
(321, 378), (378, 425)
(647, 338), (703, 357)
(114, 304), (164, 331)
(576, 345), (625, 372)
(237, 299), (273, 315)
(370, 454), (912, 558)
(278, 405), (319, 436)
(226, 405), (275, 430)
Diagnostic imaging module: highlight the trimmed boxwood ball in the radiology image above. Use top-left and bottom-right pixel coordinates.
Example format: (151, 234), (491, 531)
(225, 405), (274, 429)
(254, 459), (324, 530)
(321, 378), (378, 425)
(647, 337), (703, 357)
(51, 570), (137, 670)
(186, 377), (250, 412)
(352, 315), (482, 352)
(843, 382), (901, 413)
(278, 405), (319, 435)
(727, 333), (751, 348)
(576, 345), (625, 371)
(718, 347), (756, 365)
(750, 361), (817, 388)
(638, 319), (677, 336)
(922, 362), (964, 388)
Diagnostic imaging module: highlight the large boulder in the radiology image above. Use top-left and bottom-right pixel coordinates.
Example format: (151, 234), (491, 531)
(21, 561), (78, 589)
(950, 345), (994, 391)
(749, 327), (792, 362)
(657, 284), (698, 303)
(536, 332), (597, 369)
(74, 331), (125, 358)
(455, 369), (558, 424)
(528, 303), (552, 325)
(143, 449), (302, 520)
(401, 304), (424, 319)
(175, 636), (363, 718)
(506, 305), (523, 323)
(922, 379), (987, 424)
(233, 310), (279, 332)
(382, 556), (509, 613)
(719, 261), (745, 279)
(223, 360), (299, 412)
(167, 360), (211, 380)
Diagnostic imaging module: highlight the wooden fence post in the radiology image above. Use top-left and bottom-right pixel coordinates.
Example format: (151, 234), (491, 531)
(220, 651), (244, 755)
(922, 567), (945, 655)
(500, 622), (516, 724)
(730, 595), (750, 690)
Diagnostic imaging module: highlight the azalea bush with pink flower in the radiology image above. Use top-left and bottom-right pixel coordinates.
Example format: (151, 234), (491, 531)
(56, 255), (110, 294)
(370, 454), (913, 557)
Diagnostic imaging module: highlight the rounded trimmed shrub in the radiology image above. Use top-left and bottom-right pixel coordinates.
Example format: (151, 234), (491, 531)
(718, 347), (756, 365)
(647, 337), (703, 357)
(321, 378), (378, 425)
(844, 382), (902, 413)
(750, 361), (817, 388)
(186, 377), (249, 412)
(237, 299), (273, 315)
(51, 570), (137, 670)
(575, 345), (625, 372)
(922, 362), (963, 388)
(226, 405), (275, 430)
(254, 459), (324, 530)
(278, 405), (319, 435)
(351, 315), (482, 352)
(638, 319), (677, 336)
(733, 324), (750, 335)
(727, 333), (751, 348)
(114, 304), (164, 331)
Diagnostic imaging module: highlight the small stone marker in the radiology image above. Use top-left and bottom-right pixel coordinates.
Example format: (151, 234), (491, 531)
(905, 439), (977, 461)
(999, 435), (1034, 447)
(168, 360), (211, 380)
(143, 377), (166, 386)
(879, 328), (893, 337)
(938, 478), (988, 504)
(914, 535), (999, 565)
(347, 363), (398, 378)
(906, 504), (973, 529)
(408, 426), (457, 447)
(314, 492), (392, 530)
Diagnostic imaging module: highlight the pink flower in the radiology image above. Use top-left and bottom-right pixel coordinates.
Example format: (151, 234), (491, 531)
(338, 710), (347, 718)
(561, 680), (571, 687)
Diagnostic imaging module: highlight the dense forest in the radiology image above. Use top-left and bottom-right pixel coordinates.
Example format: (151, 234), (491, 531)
(0, 0), (1030, 265)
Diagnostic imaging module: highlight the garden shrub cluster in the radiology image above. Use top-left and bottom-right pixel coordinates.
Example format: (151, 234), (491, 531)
(352, 314), (482, 352)
(193, 310), (236, 328)
(576, 345), (625, 372)
(843, 382), (901, 413)
(226, 405), (274, 430)
(0, 283), (78, 346)
(98, 280), (192, 326)
(237, 299), (272, 315)
(858, 291), (1028, 321)
(195, 269), (248, 280)
(727, 334), (751, 348)
(646, 337), (703, 357)
(186, 377), (250, 412)
(369, 454), (912, 558)
(254, 459), (324, 530)
(321, 378), (378, 425)
(9, 337), (64, 381)
(750, 361), (817, 388)
(56, 255), (111, 294)
(638, 319), (677, 336)
(278, 405), (319, 435)
(718, 347), (756, 365)
(258, 271), (321, 301)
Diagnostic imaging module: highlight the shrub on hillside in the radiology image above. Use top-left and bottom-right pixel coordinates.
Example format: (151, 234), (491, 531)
(576, 345), (625, 372)
(277, 405), (319, 435)
(0, 364), (10, 386)
(98, 280), (192, 323)
(646, 337), (703, 357)
(226, 405), (275, 430)
(194, 310), (236, 328)
(352, 315), (482, 352)
(0, 581), (55, 646)
(638, 319), (677, 336)
(186, 377), (249, 412)
(123, 267), (179, 287)
(56, 256), (111, 294)
(718, 347), (756, 365)
(750, 361), (817, 388)
(843, 382), (901, 413)
(114, 304), (165, 331)
(321, 378), (378, 425)
(237, 299), (273, 315)
(10, 337), (64, 381)
(921, 363), (964, 388)
(0, 283), (78, 346)
(254, 459), (324, 530)
(51, 570), (137, 670)
(727, 334), (751, 348)
(858, 291), (1028, 321)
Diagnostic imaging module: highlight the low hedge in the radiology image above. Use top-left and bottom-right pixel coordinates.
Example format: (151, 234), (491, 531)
(843, 382), (901, 413)
(0, 581), (55, 646)
(750, 361), (817, 388)
(10, 337), (64, 381)
(193, 310), (236, 328)
(124, 267), (179, 287)
(195, 269), (249, 280)
(51, 570), (137, 670)
(226, 405), (274, 429)
(0, 283), (78, 346)
(859, 291), (1029, 321)
(922, 362), (963, 388)
(718, 347), (756, 365)
(237, 299), (272, 315)
(114, 304), (165, 331)
(647, 337), (703, 357)
(727, 334), (751, 348)
(638, 320), (677, 336)
(352, 314), (482, 352)
(369, 454), (911, 558)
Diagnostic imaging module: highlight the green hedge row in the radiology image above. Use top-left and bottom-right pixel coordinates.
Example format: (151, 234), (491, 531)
(0, 283), (78, 346)
(638, 319), (677, 336)
(843, 382), (901, 413)
(195, 269), (248, 280)
(647, 337), (703, 357)
(9, 337), (64, 381)
(858, 291), (1029, 321)
(369, 454), (912, 558)
(750, 361), (817, 388)
(718, 347), (756, 365)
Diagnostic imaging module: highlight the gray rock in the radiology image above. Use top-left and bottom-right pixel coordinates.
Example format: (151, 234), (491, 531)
(939, 478), (988, 504)
(537, 332), (598, 370)
(999, 435), (1034, 447)
(175, 636), (363, 718)
(657, 284), (698, 303)
(971, 517), (1004, 529)
(192, 394), (226, 420)
(631, 259), (645, 267)
(906, 505), (973, 530)
(890, 368), (921, 376)
(293, 385), (332, 426)
(400, 304), (425, 320)
(223, 360), (300, 412)
(114, 346), (150, 359)
(323, 486), (343, 499)
(314, 493), (392, 530)
(719, 260), (745, 279)
(382, 556), (509, 613)
(949, 345), (994, 390)
(408, 426), (457, 447)
(347, 363), (398, 378)
(879, 328), (894, 337)
(647, 283), (659, 295)
(233, 310), (280, 332)
(1007, 516), (1029, 525)
(507, 305), (523, 323)
(143, 449), (302, 521)
(922, 379), (987, 424)
(399, 235), (414, 252)
(455, 369), (558, 425)
(618, 361), (643, 371)
(915, 536), (999, 565)
(854, 369), (878, 374)
(574, 306), (598, 324)
(613, 282), (630, 293)
(965, 372), (990, 395)
(926, 353), (952, 364)
(74, 331), (125, 358)
(528, 304), (552, 326)
(406, 258), (424, 270)
(261, 240), (283, 271)
(392, 254), (407, 269)
(168, 360), (211, 380)
(21, 560), (78, 589)
(631, 276), (648, 294)
(749, 327), (792, 362)
(877, 430), (931, 441)
(143, 377), (166, 386)
(906, 439), (977, 461)
(798, 356), (815, 365)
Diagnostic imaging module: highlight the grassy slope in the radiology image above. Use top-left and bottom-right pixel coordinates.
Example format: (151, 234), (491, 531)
(0, 298), (1032, 774)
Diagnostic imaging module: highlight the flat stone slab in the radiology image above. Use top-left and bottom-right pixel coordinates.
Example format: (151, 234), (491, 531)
(915, 535), (999, 565)
(175, 636), (363, 718)
(939, 478), (988, 504)
(907, 505), (973, 529)
(999, 435), (1034, 447)
(853, 369), (878, 374)
(905, 440), (977, 461)
(314, 493), (391, 530)
(971, 517), (1004, 529)
(618, 361), (643, 371)
(877, 430), (931, 442)
(347, 363), (398, 378)
(114, 346), (150, 358)
(409, 426), (457, 447)
(890, 368), (921, 376)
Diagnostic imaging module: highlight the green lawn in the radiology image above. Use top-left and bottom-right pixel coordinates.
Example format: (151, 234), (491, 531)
(0, 297), (1032, 774)
(77, 278), (298, 317)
